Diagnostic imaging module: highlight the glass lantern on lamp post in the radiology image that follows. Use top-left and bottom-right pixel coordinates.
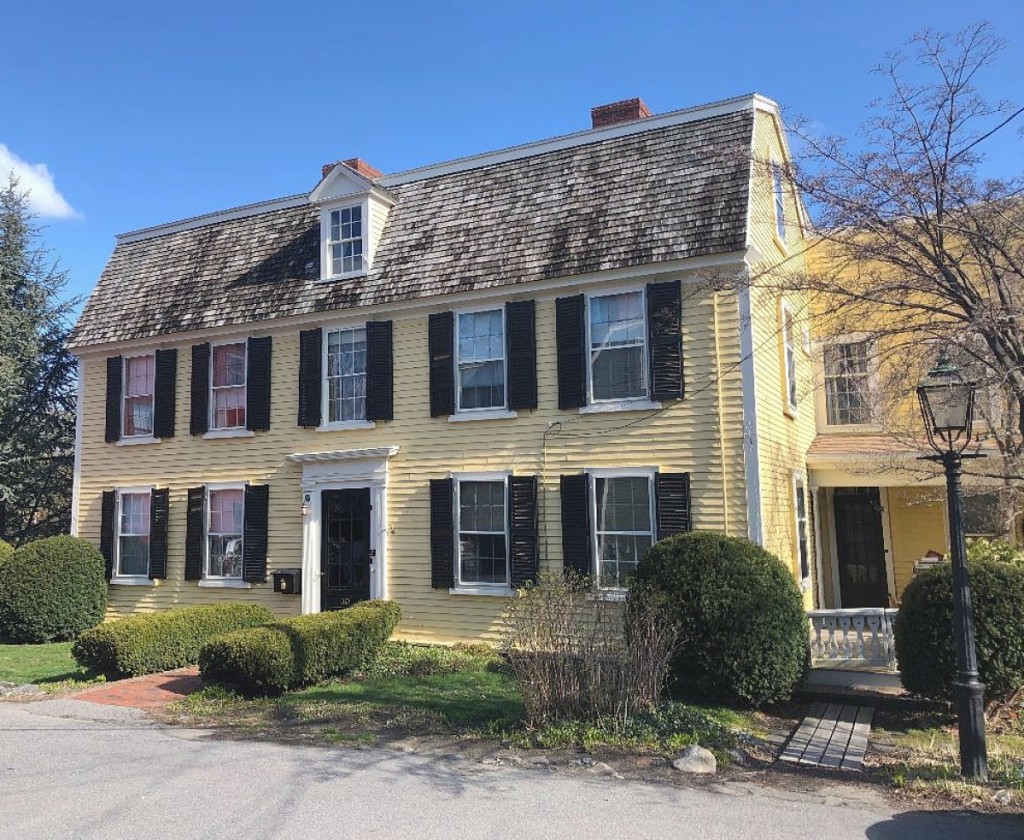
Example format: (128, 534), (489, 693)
(916, 349), (988, 781)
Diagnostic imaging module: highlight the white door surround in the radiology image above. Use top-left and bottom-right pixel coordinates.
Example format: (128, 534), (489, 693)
(286, 447), (398, 614)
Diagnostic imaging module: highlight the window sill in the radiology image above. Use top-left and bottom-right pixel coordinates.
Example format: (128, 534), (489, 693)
(448, 587), (514, 598)
(587, 589), (627, 603)
(110, 576), (156, 586)
(773, 231), (788, 256)
(448, 409), (518, 423)
(319, 270), (368, 283)
(579, 399), (662, 415)
(784, 406), (798, 421)
(203, 429), (255, 440)
(115, 436), (161, 447)
(317, 420), (376, 432)
(198, 579), (252, 589)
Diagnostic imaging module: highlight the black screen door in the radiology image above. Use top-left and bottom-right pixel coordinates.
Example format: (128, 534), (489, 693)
(833, 487), (889, 608)
(321, 488), (372, 611)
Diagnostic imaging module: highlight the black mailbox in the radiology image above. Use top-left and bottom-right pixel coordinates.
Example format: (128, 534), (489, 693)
(273, 568), (302, 595)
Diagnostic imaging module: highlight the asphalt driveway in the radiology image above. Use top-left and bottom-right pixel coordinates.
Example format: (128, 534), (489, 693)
(0, 699), (1020, 840)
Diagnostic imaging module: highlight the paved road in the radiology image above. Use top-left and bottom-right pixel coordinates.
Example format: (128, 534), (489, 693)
(0, 700), (1020, 840)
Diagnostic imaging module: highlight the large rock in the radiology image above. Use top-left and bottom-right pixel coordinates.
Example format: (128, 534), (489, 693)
(672, 745), (717, 775)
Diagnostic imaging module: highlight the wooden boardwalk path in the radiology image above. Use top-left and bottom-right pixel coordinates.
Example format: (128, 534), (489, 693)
(779, 702), (873, 771)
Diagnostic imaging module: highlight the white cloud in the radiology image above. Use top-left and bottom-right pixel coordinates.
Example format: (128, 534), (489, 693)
(0, 144), (80, 220)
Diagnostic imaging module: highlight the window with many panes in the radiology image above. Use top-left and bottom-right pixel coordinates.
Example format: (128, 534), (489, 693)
(123, 355), (155, 437)
(594, 475), (654, 589)
(326, 327), (367, 423)
(116, 491), (150, 577)
(457, 310), (505, 411)
(824, 341), (871, 425)
(207, 488), (244, 578)
(782, 303), (798, 413)
(328, 205), (364, 276)
(589, 290), (646, 402)
(793, 474), (810, 580)
(456, 479), (508, 587)
(211, 343), (246, 430)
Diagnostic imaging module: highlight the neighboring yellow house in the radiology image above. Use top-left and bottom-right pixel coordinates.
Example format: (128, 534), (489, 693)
(68, 94), (817, 644)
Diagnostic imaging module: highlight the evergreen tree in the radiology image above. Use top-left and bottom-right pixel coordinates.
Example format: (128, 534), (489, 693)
(0, 174), (77, 544)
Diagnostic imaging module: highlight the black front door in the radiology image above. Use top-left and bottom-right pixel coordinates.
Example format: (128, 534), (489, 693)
(321, 488), (372, 611)
(833, 487), (889, 608)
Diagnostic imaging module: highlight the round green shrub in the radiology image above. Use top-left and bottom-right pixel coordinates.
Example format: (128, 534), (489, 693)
(199, 626), (296, 696)
(0, 536), (107, 643)
(630, 531), (809, 706)
(0, 539), (14, 565)
(894, 560), (1024, 701)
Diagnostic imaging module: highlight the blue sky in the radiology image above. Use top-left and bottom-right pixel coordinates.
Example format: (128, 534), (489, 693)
(3, 1), (1023, 307)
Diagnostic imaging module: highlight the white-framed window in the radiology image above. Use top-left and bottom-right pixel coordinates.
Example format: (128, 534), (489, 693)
(793, 473), (810, 581)
(206, 487), (244, 579)
(824, 340), (871, 425)
(773, 161), (786, 242)
(327, 205), (364, 276)
(456, 309), (506, 411)
(455, 475), (509, 588)
(116, 489), (151, 578)
(592, 471), (655, 590)
(123, 354), (155, 437)
(588, 289), (647, 403)
(325, 326), (367, 423)
(211, 342), (247, 430)
(782, 303), (798, 413)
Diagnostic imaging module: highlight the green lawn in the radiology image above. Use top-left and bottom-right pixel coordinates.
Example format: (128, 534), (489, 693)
(0, 642), (100, 688)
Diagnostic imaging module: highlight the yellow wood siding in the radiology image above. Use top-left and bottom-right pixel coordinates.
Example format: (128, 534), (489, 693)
(886, 487), (947, 599)
(76, 271), (750, 643)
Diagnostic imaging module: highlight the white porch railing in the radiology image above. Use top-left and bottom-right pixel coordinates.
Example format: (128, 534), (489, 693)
(807, 608), (899, 671)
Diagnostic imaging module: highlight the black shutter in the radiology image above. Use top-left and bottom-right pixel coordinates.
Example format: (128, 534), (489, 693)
(655, 472), (692, 539)
(506, 300), (537, 411)
(243, 484), (270, 583)
(508, 475), (539, 588)
(104, 356), (122, 443)
(184, 486), (205, 580)
(298, 328), (322, 427)
(366, 320), (394, 422)
(190, 343), (210, 436)
(647, 280), (684, 400)
(153, 349), (177, 439)
(100, 490), (115, 580)
(148, 488), (169, 580)
(560, 474), (592, 576)
(246, 336), (272, 432)
(429, 312), (455, 417)
(556, 295), (587, 410)
(430, 478), (455, 589)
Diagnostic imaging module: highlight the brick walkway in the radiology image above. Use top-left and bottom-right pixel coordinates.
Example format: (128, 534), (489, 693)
(70, 667), (204, 710)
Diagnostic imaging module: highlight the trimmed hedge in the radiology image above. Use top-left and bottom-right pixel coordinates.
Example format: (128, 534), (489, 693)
(0, 540), (14, 565)
(0, 536), (107, 643)
(895, 559), (1024, 701)
(631, 531), (809, 706)
(200, 601), (402, 695)
(72, 603), (275, 677)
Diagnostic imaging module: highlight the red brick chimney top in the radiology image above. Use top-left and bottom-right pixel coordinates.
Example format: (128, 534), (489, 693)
(590, 98), (652, 129)
(321, 158), (384, 181)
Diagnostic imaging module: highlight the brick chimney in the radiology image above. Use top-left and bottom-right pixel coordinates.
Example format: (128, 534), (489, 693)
(321, 158), (384, 181)
(591, 98), (652, 129)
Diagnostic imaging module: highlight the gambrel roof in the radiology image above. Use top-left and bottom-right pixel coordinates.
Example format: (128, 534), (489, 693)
(70, 101), (760, 349)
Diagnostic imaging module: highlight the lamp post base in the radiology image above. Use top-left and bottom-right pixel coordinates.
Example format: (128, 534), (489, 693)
(954, 676), (988, 781)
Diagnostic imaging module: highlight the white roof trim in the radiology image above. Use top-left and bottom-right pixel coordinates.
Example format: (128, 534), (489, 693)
(116, 194), (308, 244)
(287, 447), (400, 463)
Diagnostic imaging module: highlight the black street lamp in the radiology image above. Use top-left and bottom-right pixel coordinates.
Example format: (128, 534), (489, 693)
(916, 349), (988, 781)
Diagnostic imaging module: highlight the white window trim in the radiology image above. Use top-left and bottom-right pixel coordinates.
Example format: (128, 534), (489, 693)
(204, 482), (246, 582)
(452, 470), (511, 592)
(454, 307), (508, 416)
(584, 286), (651, 409)
(319, 198), (370, 282)
(587, 467), (657, 592)
(792, 471), (811, 584)
(818, 333), (878, 431)
(209, 340), (248, 432)
(113, 485), (154, 583)
(203, 428), (255, 439)
(772, 156), (787, 249)
(320, 323), (374, 429)
(781, 300), (798, 416)
(121, 351), (156, 440)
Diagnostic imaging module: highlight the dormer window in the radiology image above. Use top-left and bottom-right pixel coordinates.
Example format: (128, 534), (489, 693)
(328, 205), (364, 276)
